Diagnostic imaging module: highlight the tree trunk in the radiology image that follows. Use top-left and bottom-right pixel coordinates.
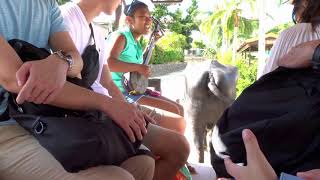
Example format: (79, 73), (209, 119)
(114, 4), (123, 30)
(257, 0), (266, 78)
(232, 14), (239, 64)
(232, 26), (238, 64)
(221, 33), (228, 55)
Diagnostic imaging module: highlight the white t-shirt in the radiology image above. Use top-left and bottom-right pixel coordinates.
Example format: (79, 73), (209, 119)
(60, 2), (110, 96)
(261, 23), (320, 76)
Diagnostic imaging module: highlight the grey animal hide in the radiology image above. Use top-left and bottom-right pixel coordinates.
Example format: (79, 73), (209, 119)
(183, 60), (238, 163)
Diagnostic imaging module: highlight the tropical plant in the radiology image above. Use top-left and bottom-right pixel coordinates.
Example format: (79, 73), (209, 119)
(200, 0), (257, 64)
(153, 4), (170, 22)
(152, 0), (199, 50)
(236, 58), (257, 96)
(203, 48), (217, 59)
(267, 22), (294, 35)
(170, 0), (199, 49)
(192, 40), (206, 49)
(150, 32), (186, 64)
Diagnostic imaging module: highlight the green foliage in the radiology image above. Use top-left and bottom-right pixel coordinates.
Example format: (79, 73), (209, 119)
(216, 50), (257, 96)
(152, 0), (199, 50)
(150, 32), (186, 64)
(203, 48), (217, 59)
(168, 10), (184, 33)
(238, 18), (259, 39)
(192, 41), (206, 49)
(217, 50), (233, 65)
(140, 37), (148, 50)
(235, 58), (257, 97)
(267, 22), (294, 35)
(157, 32), (187, 51)
(200, 0), (258, 53)
(57, 0), (69, 5)
(151, 46), (184, 64)
(152, 4), (170, 21)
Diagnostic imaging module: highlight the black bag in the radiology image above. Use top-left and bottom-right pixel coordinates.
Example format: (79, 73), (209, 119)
(81, 24), (100, 87)
(211, 67), (320, 177)
(8, 39), (148, 173)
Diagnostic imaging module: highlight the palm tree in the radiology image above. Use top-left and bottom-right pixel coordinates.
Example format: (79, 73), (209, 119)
(200, 0), (257, 64)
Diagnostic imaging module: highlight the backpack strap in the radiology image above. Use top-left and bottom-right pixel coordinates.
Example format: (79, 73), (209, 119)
(89, 23), (96, 45)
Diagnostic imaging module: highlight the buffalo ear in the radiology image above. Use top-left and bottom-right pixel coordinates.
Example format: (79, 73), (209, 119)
(207, 74), (218, 96)
(207, 74), (234, 104)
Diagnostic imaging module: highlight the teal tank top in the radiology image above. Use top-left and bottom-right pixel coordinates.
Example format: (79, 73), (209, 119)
(110, 27), (143, 92)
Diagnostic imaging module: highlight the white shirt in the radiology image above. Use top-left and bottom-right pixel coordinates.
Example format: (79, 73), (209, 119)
(261, 23), (320, 76)
(60, 2), (110, 96)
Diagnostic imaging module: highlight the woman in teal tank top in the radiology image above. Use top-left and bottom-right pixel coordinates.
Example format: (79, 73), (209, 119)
(110, 27), (144, 93)
(108, 1), (186, 135)
(108, 1), (198, 176)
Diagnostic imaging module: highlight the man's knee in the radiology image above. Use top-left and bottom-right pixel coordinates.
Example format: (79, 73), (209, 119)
(160, 132), (190, 168)
(144, 124), (190, 165)
(78, 166), (135, 180)
(138, 155), (155, 179)
(121, 155), (155, 180)
(140, 155), (155, 180)
(171, 134), (190, 165)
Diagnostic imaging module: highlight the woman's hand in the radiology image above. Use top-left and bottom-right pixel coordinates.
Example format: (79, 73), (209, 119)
(278, 40), (320, 69)
(138, 64), (151, 78)
(297, 169), (320, 180)
(219, 129), (277, 180)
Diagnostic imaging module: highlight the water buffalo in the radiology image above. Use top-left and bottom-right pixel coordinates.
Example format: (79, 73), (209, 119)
(184, 60), (238, 163)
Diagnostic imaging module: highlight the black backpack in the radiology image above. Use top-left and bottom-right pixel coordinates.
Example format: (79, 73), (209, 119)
(211, 67), (320, 177)
(80, 24), (100, 88)
(7, 39), (149, 173)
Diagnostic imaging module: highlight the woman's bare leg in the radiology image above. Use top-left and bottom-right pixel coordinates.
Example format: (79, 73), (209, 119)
(138, 96), (182, 115)
(140, 106), (186, 134)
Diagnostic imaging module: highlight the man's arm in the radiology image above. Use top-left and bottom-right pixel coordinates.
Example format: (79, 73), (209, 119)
(278, 40), (320, 68)
(0, 36), (23, 92)
(15, 31), (83, 104)
(0, 36), (108, 110)
(49, 31), (83, 78)
(0, 35), (146, 142)
(14, 0), (83, 104)
(297, 169), (320, 180)
(48, 0), (83, 78)
(107, 35), (150, 78)
(100, 64), (126, 102)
